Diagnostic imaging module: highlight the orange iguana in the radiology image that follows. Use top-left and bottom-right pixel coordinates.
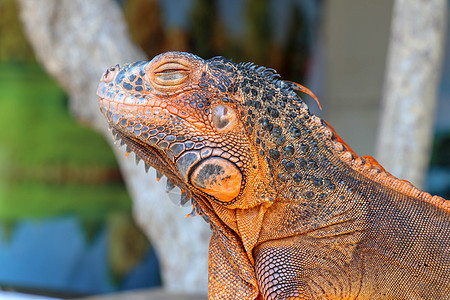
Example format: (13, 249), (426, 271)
(97, 51), (450, 299)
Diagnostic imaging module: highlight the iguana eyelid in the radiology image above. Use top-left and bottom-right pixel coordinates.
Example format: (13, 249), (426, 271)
(154, 62), (190, 73)
(154, 71), (189, 86)
(151, 61), (191, 87)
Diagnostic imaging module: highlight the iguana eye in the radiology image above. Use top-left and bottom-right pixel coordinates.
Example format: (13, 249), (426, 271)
(213, 104), (237, 131)
(190, 157), (242, 203)
(153, 62), (190, 87)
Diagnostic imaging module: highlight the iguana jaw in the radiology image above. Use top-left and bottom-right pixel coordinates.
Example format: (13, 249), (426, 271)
(99, 102), (192, 201)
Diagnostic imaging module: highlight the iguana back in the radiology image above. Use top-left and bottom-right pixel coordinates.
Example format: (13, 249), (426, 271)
(97, 52), (450, 299)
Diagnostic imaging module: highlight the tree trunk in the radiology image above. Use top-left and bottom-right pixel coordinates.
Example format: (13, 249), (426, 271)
(376, 0), (447, 188)
(17, 0), (210, 294)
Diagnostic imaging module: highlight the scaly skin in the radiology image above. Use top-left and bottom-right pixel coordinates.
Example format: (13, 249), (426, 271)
(97, 52), (450, 299)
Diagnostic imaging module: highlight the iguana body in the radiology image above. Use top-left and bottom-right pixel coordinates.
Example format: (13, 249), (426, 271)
(97, 52), (450, 299)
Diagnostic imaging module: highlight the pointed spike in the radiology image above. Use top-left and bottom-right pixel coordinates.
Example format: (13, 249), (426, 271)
(144, 163), (150, 173)
(285, 80), (322, 110)
(165, 180), (175, 193)
(269, 73), (281, 80)
(126, 145), (132, 153)
(201, 213), (210, 223)
(125, 152), (130, 158)
(180, 193), (190, 206)
(135, 154), (141, 165)
(186, 206), (198, 217)
(156, 170), (163, 182)
(120, 139), (125, 146)
(256, 66), (265, 73)
(263, 67), (276, 75)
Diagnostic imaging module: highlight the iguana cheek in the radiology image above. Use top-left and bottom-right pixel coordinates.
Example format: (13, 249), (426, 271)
(190, 157), (242, 203)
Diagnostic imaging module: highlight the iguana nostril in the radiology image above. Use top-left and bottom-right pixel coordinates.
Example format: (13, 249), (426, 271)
(102, 65), (120, 82)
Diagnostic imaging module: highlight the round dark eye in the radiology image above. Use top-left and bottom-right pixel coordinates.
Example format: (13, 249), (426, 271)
(213, 104), (237, 131)
(153, 62), (190, 87)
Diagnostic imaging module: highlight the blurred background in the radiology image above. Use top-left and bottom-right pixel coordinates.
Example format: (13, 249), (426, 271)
(0, 0), (449, 298)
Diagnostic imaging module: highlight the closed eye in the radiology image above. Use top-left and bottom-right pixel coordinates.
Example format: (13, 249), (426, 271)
(153, 62), (190, 87)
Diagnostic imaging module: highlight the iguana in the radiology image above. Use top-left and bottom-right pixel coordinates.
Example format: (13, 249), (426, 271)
(97, 51), (450, 299)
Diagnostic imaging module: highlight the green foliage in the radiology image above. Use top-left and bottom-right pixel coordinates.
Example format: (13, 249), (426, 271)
(123, 0), (311, 83)
(430, 132), (450, 167)
(0, 181), (131, 222)
(190, 0), (217, 59)
(0, 62), (132, 222)
(0, 0), (35, 62)
(0, 64), (117, 166)
(245, 0), (271, 64)
(107, 212), (151, 284)
(123, 0), (164, 58)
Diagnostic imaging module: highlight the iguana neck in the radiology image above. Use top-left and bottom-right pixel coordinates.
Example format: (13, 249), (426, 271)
(242, 85), (448, 213)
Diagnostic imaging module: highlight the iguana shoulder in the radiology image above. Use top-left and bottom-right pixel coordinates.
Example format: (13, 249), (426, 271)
(97, 51), (450, 299)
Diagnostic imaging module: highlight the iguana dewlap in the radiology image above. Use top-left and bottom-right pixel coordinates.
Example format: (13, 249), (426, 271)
(97, 51), (450, 299)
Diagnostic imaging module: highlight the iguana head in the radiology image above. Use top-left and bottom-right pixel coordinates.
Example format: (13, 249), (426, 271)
(97, 51), (316, 215)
